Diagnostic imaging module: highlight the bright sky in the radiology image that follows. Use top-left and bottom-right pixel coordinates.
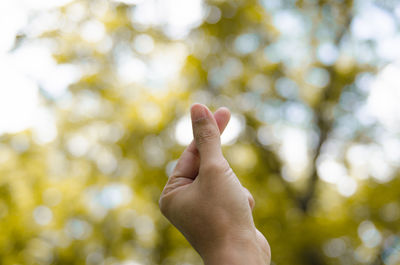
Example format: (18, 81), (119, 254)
(0, 0), (76, 141)
(0, 0), (203, 140)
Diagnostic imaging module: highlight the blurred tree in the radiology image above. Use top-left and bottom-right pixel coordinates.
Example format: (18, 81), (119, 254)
(0, 0), (400, 265)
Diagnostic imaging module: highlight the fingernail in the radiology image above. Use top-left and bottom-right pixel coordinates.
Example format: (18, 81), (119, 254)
(191, 104), (207, 121)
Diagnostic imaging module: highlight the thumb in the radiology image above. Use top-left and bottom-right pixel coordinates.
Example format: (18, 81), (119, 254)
(190, 103), (223, 164)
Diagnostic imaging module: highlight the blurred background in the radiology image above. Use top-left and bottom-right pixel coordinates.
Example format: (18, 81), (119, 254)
(0, 0), (400, 264)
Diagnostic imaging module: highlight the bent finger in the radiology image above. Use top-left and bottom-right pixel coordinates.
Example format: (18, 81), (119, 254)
(171, 107), (230, 179)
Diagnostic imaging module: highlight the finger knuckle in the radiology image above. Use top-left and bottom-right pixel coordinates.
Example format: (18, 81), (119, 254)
(158, 196), (169, 216)
(248, 194), (255, 209)
(243, 187), (255, 209)
(204, 158), (230, 175)
(195, 126), (218, 145)
(204, 161), (220, 173)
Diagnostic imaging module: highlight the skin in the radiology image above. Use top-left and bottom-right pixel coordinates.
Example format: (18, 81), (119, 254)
(159, 104), (271, 265)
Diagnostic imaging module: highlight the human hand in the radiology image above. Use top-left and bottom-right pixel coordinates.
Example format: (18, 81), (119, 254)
(159, 104), (270, 265)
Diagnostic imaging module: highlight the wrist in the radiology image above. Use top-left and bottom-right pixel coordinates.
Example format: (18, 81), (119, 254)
(201, 229), (269, 265)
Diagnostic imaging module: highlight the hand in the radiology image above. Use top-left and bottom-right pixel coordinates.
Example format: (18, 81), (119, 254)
(159, 104), (270, 265)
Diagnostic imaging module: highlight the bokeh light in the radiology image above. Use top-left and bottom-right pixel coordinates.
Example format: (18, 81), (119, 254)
(0, 0), (400, 264)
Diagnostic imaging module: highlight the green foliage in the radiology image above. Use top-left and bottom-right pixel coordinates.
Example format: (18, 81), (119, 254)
(0, 0), (399, 265)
